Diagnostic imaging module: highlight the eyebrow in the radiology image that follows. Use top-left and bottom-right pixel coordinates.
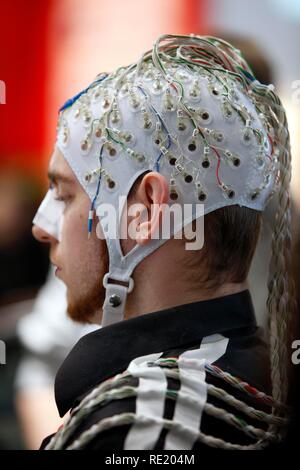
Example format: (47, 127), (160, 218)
(48, 170), (74, 185)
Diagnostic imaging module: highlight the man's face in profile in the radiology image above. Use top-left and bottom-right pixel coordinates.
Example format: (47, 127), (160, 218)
(33, 147), (108, 324)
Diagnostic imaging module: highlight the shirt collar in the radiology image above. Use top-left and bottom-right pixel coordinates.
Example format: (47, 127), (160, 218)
(55, 289), (257, 417)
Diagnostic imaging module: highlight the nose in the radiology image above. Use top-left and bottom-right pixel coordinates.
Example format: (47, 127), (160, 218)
(32, 224), (56, 244)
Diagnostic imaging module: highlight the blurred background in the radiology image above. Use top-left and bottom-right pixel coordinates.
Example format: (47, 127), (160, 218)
(0, 0), (299, 449)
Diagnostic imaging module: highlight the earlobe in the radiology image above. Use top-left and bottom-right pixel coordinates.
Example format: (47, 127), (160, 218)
(135, 221), (152, 246)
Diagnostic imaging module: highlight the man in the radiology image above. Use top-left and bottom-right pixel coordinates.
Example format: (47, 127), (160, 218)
(33, 34), (293, 450)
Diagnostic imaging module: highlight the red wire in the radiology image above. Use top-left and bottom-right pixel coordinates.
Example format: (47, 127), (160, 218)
(217, 47), (235, 72)
(192, 59), (214, 67)
(170, 83), (178, 94)
(268, 133), (274, 157)
(211, 146), (222, 185)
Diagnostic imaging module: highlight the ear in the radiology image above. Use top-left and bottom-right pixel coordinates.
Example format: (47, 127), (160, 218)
(134, 172), (169, 246)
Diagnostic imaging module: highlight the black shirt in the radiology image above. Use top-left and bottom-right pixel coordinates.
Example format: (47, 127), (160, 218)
(41, 289), (272, 450)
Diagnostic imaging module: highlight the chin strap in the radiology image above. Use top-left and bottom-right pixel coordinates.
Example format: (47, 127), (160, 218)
(101, 273), (134, 327)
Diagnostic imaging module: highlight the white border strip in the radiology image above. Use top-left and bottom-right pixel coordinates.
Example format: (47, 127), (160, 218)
(164, 334), (229, 449)
(124, 352), (166, 450)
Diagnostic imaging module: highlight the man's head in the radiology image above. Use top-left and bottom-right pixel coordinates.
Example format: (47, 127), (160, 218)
(32, 144), (261, 324)
(33, 34), (287, 328)
(32, 148), (170, 323)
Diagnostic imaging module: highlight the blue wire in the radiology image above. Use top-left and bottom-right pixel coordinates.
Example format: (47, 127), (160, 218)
(88, 145), (104, 234)
(155, 134), (171, 172)
(59, 73), (109, 112)
(240, 68), (256, 83)
(136, 85), (172, 173)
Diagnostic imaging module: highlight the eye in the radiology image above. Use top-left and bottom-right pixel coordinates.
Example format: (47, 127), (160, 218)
(52, 187), (72, 204)
(54, 194), (72, 204)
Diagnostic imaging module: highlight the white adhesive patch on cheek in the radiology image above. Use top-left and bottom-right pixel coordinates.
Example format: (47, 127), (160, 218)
(57, 213), (65, 242)
(33, 189), (65, 242)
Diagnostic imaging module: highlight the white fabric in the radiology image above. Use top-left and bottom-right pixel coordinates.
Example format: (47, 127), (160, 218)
(124, 352), (166, 450)
(164, 334), (229, 449)
(33, 189), (65, 242)
(122, 335), (228, 450)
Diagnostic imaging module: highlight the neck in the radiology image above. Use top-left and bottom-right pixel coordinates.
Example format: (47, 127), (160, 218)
(122, 241), (249, 321)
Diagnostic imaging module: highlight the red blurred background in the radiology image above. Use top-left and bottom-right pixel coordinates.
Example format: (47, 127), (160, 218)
(0, 0), (206, 178)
